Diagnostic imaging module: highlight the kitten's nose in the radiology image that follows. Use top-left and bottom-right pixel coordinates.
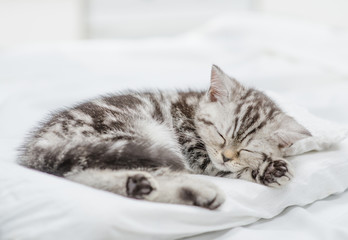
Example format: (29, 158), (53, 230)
(222, 154), (232, 162)
(222, 154), (231, 162)
(222, 149), (235, 162)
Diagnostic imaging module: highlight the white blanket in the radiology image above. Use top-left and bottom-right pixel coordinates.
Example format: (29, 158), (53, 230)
(0, 118), (347, 239)
(1, 12), (348, 240)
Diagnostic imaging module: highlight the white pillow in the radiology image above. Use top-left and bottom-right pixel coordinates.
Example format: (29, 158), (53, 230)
(267, 91), (348, 156)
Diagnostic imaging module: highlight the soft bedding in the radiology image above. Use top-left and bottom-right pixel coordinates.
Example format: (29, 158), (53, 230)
(1, 130), (347, 240)
(1, 13), (348, 240)
(0, 123), (347, 240)
(184, 180), (348, 240)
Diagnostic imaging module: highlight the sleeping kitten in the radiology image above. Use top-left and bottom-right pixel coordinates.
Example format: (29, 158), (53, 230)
(18, 65), (311, 210)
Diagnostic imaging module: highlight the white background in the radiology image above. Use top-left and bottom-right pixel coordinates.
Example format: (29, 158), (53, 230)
(1, 0), (348, 46)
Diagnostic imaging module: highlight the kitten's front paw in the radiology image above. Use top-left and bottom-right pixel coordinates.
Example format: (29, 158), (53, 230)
(259, 159), (294, 187)
(179, 183), (225, 210)
(126, 173), (158, 200)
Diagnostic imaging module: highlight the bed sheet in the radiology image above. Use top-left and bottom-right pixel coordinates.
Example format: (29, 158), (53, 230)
(1, 12), (348, 240)
(184, 175), (348, 240)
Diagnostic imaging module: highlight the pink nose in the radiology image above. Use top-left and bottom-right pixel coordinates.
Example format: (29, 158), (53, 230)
(222, 149), (236, 162)
(222, 154), (231, 162)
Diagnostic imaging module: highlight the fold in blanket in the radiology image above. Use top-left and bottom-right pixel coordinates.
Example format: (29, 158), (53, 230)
(267, 92), (348, 156)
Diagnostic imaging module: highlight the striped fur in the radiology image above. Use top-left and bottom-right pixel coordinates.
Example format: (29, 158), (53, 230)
(18, 65), (311, 209)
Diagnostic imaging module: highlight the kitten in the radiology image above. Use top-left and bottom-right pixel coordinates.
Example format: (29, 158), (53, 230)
(18, 65), (311, 210)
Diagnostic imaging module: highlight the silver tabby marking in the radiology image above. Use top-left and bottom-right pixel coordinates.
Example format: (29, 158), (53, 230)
(18, 65), (311, 210)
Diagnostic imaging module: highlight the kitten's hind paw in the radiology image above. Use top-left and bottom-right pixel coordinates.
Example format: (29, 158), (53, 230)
(259, 159), (294, 188)
(126, 172), (158, 200)
(179, 182), (225, 210)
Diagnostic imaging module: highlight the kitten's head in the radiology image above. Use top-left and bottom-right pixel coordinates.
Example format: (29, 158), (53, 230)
(195, 65), (311, 171)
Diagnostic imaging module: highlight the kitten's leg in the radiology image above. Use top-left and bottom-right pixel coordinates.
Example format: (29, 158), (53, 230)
(65, 169), (159, 200)
(66, 169), (225, 210)
(219, 158), (294, 187)
(152, 169), (225, 209)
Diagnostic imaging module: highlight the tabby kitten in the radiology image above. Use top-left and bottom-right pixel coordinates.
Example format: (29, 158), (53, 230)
(18, 65), (311, 210)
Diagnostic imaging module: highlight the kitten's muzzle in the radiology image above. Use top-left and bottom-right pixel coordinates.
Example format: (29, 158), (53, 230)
(222, 149), (237, 162)
(222, 154), (231, 163)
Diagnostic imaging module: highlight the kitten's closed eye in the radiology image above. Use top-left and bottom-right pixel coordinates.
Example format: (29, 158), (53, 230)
(207, 126), (227, 147)
(238, 149), (265, 163)
(238, 149), (253, 159)
(205, 127), (225, 147)
(197, 118), (226, 147)
(216, 132), (226, 147)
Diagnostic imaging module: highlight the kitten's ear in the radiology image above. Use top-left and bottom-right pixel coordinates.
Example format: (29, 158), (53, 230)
(208, 65), (242, 102)
(272, 116), (312, 148)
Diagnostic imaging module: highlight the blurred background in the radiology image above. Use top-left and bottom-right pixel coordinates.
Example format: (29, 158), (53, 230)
(1, 0), (348, 45)
(0, 0), (348, 160)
